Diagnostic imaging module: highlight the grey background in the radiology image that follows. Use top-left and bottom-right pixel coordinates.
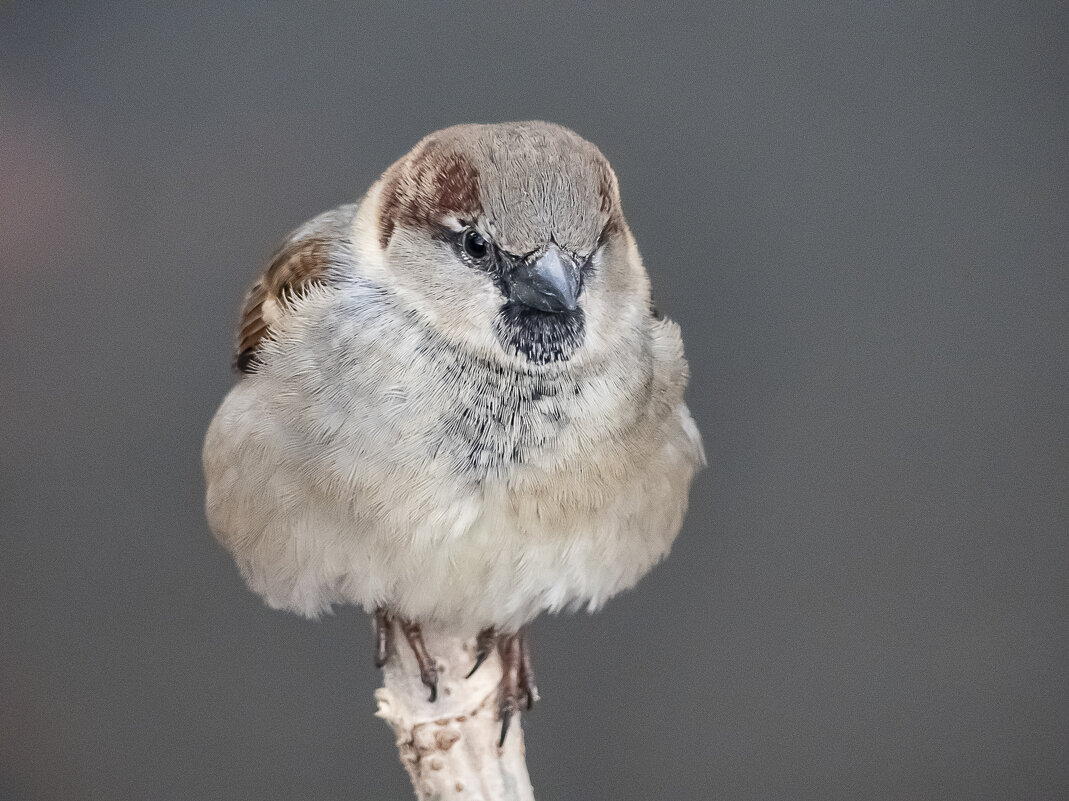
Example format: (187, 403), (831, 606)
(1, 3), (1066, 799)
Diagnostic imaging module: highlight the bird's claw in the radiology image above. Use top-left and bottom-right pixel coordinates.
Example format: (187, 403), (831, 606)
(498, 705), (514, 748)
(496, 628), (537, 746)
(466, 627), (497, 678)
(420, 663), (440, 702)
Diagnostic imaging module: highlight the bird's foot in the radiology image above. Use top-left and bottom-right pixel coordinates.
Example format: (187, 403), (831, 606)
(496, 627), (537, 747)
(401, 620), (440, 702)
(373, 611), (538, 732)
(466, 627), (497, 678)
(372, 608), (439, 702)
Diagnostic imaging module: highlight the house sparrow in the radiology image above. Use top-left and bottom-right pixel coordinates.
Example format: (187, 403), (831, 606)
(203, 121), (704, 740)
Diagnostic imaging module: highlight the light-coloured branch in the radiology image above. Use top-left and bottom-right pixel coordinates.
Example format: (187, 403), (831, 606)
(375, 625), (535, 801)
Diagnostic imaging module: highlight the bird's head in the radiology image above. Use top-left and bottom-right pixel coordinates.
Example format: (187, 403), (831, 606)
(356, 122), (652, 367)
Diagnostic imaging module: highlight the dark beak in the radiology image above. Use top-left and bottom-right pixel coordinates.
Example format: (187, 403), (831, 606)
(506, 245), (581, 313)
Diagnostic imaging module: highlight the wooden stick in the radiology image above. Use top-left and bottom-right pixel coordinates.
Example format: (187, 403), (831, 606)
(375, 623), (536, 801)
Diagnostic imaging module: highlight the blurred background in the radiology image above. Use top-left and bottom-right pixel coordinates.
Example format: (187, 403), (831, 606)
(1, 3), (1066, 799)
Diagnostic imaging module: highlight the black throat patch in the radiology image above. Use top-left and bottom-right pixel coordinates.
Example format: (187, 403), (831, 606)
(494, 302), (586, 365)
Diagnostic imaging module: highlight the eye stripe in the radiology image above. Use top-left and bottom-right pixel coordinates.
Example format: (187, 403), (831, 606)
(440, 214), (466, 232)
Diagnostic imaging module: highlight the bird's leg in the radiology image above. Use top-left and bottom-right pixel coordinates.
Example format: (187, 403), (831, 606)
(497, 633), (522, 747)
(497, 627), (537, 746)
(466, 626), (497, 678)
(518, 628), (537, 711)
(373, 607), (393, 669)
(400, 619), (440, 702)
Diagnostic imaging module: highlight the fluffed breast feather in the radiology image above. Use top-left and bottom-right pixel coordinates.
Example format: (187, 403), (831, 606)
(235, 204), (359, 373)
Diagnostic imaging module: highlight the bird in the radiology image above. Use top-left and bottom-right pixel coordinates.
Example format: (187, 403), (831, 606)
(202, 121), (705, 742)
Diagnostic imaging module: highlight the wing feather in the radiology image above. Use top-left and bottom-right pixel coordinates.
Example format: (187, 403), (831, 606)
(234, 203), (359, 373)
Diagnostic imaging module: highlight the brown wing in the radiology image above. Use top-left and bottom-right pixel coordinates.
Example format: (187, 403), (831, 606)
(235, 204), (359, 373)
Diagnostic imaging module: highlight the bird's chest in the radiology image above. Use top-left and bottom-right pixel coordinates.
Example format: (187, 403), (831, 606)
(430, 364), (582, 481)
(296, 317), (649, 520)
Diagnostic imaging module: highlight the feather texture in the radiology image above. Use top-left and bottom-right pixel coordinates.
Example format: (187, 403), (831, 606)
(235, 204), (359, 372)
(204, 123), (704, 632)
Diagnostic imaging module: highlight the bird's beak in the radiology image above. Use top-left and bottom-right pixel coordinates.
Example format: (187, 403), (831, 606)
(506, 245), (581, 313)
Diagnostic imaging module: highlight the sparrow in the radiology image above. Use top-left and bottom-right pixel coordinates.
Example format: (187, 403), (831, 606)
(203, 121), (704, 740)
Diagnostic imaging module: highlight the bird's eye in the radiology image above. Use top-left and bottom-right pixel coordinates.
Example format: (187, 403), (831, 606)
(462, 228), (489, 261)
